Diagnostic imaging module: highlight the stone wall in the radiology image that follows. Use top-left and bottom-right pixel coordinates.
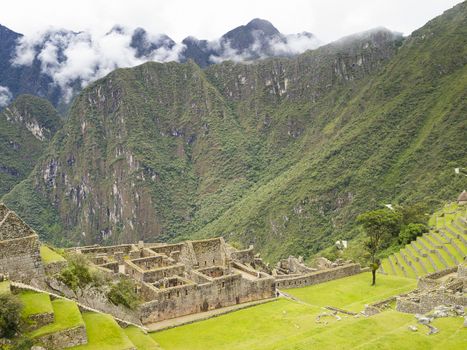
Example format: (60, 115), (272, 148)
(35, 325), (87, 349)
(0, 211), (35, 240)
(139, 271), (275, 324)
(275, 263), (361, 289)
(190, 238), (227, 268)
(0, 205), (45, 285)
(0, 236), (44, 284)
(44, 261), (68, 276)
(229, 246), (255, 265)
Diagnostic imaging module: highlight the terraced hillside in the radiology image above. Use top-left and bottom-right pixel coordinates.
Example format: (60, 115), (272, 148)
(380, 203), (467, 279)
(0, 281), (161, 350)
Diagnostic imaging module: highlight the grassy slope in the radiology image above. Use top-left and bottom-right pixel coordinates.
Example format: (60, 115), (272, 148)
(123, 326), (162, 350)
(152, 273), (463, 350)
(69, 312), (135, 350)
(18, 291), (53, 318)
(283, 273), (416, 312)
(29, 299), (84, 338)
(40, 245), (66, 264)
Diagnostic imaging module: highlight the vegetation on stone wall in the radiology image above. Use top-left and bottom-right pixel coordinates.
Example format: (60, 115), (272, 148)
(107, 279), (140, 310)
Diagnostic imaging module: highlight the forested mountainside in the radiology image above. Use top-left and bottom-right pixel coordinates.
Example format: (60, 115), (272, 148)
(0, 94), (61, 196)
(3, 2), (466, 259)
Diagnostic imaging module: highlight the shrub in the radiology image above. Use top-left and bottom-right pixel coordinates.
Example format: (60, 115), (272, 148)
(399, 223), (428, 245)
(0, 293), (23, 338)
(59, 254), (100, 291)
(107, 279), (140, 310)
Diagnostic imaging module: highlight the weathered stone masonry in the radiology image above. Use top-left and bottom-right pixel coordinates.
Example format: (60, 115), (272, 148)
(0, 204), (45, 284)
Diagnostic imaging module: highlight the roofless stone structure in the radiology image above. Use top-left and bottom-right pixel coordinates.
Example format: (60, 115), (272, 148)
(0, 203), (44, 285)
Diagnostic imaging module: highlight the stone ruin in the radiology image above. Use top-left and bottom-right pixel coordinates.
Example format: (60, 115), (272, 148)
(0, 203), (44, 286)
(0, 203), (363, 326)
(396, 263), (466, 315)
(396, 263), (466, 333)
(62, 242), (361, 324)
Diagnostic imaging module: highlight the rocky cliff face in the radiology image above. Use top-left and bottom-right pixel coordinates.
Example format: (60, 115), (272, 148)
(3, 28), (402, 247)
(0, 95), (61, 196)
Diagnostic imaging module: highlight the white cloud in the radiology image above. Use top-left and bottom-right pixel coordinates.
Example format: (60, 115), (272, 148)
(12, 26), (186, 102)
(0, 86), (13, 107)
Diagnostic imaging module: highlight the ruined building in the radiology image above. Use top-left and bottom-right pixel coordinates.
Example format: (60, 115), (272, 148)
(0, 203), (362, 326)
(0, 203), (44, 285)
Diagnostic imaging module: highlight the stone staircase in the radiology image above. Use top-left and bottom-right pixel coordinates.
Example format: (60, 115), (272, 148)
(379, 203), (467, 279)
(1, 281), (161, 349)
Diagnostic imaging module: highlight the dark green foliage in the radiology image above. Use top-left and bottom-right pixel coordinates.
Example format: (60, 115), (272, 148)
(398, 223), (428, 245)
(107, 279), (140, 310)
(0, 293), (22, 338)
(357, 208), (402, 285)
(58, 255), (100, 291)
(357, 208), (402, 257)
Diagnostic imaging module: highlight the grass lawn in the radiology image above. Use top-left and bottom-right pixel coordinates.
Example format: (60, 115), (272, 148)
(0, 280), (10, 294)
(29, 299), (84, 338)
(69, 312), (135, 350)
(18, 291), (53, 318)
(123, 326), (162, 349)
(283, 272), (417, 312)
(40, 245), (66, 264)
(152, 298), (464, 350)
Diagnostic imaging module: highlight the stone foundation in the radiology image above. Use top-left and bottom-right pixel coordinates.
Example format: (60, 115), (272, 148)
(35, 325), (87, 349)
(275, 263), (361, 289)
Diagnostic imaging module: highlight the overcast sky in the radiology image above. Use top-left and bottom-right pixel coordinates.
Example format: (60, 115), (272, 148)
(1, 0), (462, 43)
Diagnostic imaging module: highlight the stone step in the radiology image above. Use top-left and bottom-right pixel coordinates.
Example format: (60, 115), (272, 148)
(413, 241), (439, 272)
(28, 298), (87, 349)
(399, 250), (417, 276)
(439, 230), (466, 257)
(388, 255), (405, 277)
(18, 291), (54, 331)
(404, 246), (427, 275)
(79, 312), (137, 350)
(452, 219), (466, 234)
(433, 249), (449, 269)
(386, 257), (396, 275)
(427, 232), (444, 245)
(123, 325), (162, 350)
(444, 226), (467, 246)
(440, 244), (459, 265)
(392, 254), (408, 278)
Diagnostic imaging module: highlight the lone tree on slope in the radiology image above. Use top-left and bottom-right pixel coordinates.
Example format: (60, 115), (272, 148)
(357, 208), (401, 286)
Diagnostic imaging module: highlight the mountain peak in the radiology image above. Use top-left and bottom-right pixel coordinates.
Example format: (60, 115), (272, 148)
(245, 18), (280, 35)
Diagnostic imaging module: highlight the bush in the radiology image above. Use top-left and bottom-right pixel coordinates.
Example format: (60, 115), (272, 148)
(0, 294), (23, 338)
(107, 279), (140, 310)
(399, 223), (428, 245)
(59, 254), (101, 291)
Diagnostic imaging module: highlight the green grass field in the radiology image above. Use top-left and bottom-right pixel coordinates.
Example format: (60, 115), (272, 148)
(69, 312), (135, 350)
(18, 291), (53, 318)
(283, 273), (416, 312)
(40, 245), (66, 264)
(29, 299), (84, 338)
(123, 326), (162, 350)
(151, 273), (464, 350)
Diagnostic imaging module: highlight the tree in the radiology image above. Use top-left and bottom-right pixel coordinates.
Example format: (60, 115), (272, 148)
(0, 293), (23, 338)
(357, 208), (402, 285)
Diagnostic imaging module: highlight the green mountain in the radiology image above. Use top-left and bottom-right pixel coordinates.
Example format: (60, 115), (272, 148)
(3, 2), (466, 259)
(0, 94), (61, 196)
